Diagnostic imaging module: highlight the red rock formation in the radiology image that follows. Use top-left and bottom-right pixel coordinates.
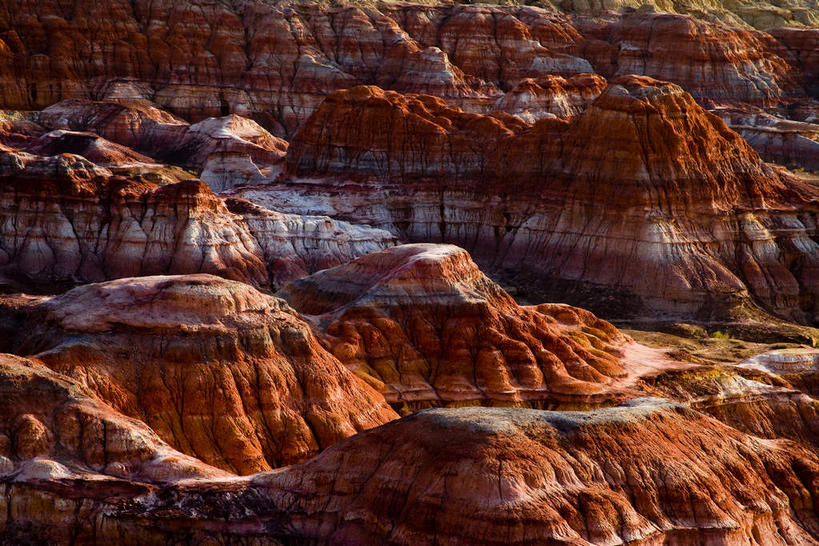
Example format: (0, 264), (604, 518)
(494, 73), (607, 121)
(11, 274), (398, 474)
(241, 401), (819, 544)
(29, 130), (155, 166)
(0, 116), (45, 150)
(37, 100), (288, 191)
(36, 100), (189, 153)
(574, 13), (803, 105)
(7, 400), (813, 544)
(0, 353), (226, 481)
(279, 244), (641, 407)
(276, 79), (819, 324)
(0, 1), (813, 135)
(0, 147), (394, 289)
(0, 152), (269, 286)
(0, 352), (238, 543)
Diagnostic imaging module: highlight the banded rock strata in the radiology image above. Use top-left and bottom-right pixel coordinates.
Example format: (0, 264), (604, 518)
(0, 147), (394, 290)
(9, 274), (398, 474)
(5, 400), (818, 544)
(280, 244), (649, 408)
(0, 1), (816, 136)
(265, 78), (819, 324)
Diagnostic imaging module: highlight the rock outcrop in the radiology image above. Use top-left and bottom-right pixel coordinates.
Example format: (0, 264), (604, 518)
(640, 362), (819, 448)
(37, 100), (289, 191)
(494, 73), (607, 122)
(740, 348), (819, 397)
(10, 274), (398, 474)
(0, 353), (226, 483)
(771, 27), (819, 97)
(0, 1), (815, 136)
(573, 13), (802, 105)
(279, 244), (649, 408)
(7, 400), (817, 544)
(273, 79), (819, 324)
(0, 147), (394, 290)
(0, 353), (236, 544)
(715, 105), (819, 172)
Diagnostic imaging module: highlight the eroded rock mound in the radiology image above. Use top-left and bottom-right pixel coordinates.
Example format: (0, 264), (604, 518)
(280, 244), (633, 407)
(11, 274), (398, 474)
(38, 100), (289, 191)
(0, 148), (394, 290)
(274, 79), (819, 324)
(88, 401), (819, 544)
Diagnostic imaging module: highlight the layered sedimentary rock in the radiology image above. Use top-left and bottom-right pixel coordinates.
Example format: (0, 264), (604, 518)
(640, 362), (819, 448)
(29, 130), (155, 166)
(10, 274), (398, 474)
(6, 400), (818, 544)
(740, 348), (819, 397)
(0, 147), (393, 289)
(0, 353), (234, 543)
(272, 79), (819, 324)
(573, 13), (803, 104)
(0, 353), (226, 482)
(225, 197), (396, 288)
(36, 100), (190, 154)
(494, 73), (607, 122)
(38, 100), (289, 191)
(279, 244), (657, 407)
(716, 105), (819, 171)
(0, 0), (815, 136)
(771, 27), (819, 97)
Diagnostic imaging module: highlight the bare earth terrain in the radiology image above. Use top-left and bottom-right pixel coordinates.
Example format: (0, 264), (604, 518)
(0, 0), (818, 543)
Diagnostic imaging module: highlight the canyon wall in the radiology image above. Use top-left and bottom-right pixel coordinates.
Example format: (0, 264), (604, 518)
(0, 1), (814, 136)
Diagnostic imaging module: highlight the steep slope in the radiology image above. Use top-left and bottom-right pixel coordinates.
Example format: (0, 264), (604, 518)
(0, 353), (226, 483)
(270, 78), (819, 324)
(10, 274), (398, 474)
(771, 27), (819, 97)
(0, 353), (235, 544)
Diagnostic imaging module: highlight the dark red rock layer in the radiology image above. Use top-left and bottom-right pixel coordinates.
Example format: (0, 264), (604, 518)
(771, 27), (819, 98)
(6, 401), (817, 544)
